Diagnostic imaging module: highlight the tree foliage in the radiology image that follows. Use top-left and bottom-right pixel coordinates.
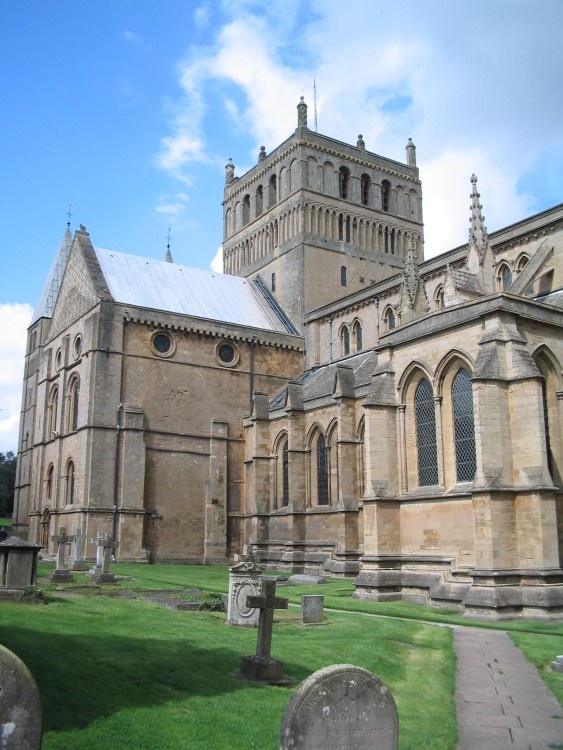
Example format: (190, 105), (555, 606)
(0, 451), (17, 517)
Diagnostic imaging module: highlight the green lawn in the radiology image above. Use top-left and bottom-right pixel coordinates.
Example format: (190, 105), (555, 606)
(1, 563), (562, 749)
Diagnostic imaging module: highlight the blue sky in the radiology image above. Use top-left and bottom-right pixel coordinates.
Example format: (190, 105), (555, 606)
(1, 0), (563, 452)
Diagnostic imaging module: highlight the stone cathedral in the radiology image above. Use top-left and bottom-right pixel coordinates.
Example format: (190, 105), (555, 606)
(14, 99), (563, 618)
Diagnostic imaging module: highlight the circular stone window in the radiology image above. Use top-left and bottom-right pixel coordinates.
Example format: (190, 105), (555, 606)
(150, 331), (176, 358)
(215, 341), (239, 367)
(55, 348), (62, 371)
(73, 335), (82, 359)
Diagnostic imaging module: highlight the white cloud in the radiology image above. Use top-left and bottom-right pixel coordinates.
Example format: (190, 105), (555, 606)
(157, 0), (563, 258)
(0, 303), (32, 454)
(210, 245), (224, 273)
(155, 192), (191, 218)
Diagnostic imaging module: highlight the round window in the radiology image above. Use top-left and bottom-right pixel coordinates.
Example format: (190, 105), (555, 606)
(73, 336), (82, 359)
(150, 331), (176, 357)
(215, 341), (239, 367)
(55, 349), (62, 371)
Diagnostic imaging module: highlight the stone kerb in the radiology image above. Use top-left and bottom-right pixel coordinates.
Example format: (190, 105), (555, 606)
(0, 644), (43, 749)
(280, 664), (398, 750)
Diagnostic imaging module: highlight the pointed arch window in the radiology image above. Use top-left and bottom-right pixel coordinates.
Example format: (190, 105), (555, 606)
(67, 376), (79, 432)
(385, 307), (396, 331)
(452, 368), (476, 482)
(317, 433), (329, 505)
(282, 441), (289, 507)
(353, 321), (362, 352)
(341, 325), (350, 356)
(415, 378), (439, 486)
(435, 285), (444, 310)
(65, 459), (75, 505)
(498, 263), (512, 291)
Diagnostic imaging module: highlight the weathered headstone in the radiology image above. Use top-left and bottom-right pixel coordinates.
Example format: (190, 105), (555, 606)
(550, 655), (563, 673)
(301, 595), (324, 625)
(280, 664), (399, 750)
(69, 527), (88, 571)
(49, 527), (73, 582)
(92, 534), (118, 584)
(239, 577), (288, 683)
(90, 530), (104, 573)
(227, 545), (264, 626)
(0, 644), (42, 749)
(0, 537), (42, 593)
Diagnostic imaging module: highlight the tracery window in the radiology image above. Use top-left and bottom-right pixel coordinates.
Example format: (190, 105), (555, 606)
(317, 433), (329, 505)
(415, 378), (439, 486)
(452, 368), (476, 482)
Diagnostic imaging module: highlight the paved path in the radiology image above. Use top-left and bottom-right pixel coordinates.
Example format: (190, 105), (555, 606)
(454, 627), (563, 749)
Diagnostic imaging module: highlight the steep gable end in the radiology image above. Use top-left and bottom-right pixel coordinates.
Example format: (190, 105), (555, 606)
(49, 229), (113, 340)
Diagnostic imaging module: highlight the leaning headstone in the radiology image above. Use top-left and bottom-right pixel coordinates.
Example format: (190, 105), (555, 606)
(238, 577), (288, 683)
(0, 644), (42, 749)
(301, 595), (324, 626)
(49, 527), (73, 582)
(69, 527), (88, 571)
(92, 534), (118, 584)
(227, 545), (264, 626)
(280, 664), (399, 750)
(550, 655), (563, 673)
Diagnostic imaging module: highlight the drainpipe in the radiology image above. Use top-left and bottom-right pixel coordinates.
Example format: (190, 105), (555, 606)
(248, 340), (256, 410)
(112, 403), (123, 544)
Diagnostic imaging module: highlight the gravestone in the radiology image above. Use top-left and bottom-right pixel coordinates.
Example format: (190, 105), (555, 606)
(89, 530), (105, 574)
(0, 644), (42, 749)
(227, 544), (264, 626)
(49, 528), (73, 582)
(69, 527), (88, 571)
(550, 655), (563, 673)
(280, 664), (399, 750)
(92, 534), (118, 584)
(301, 595), (324, 625)
(0, 537), (42, 593)
(238, 577), (288, 683)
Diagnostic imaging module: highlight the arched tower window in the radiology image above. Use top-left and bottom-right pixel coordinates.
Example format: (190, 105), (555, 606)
(256, 185), (263, 216)
(415, 378), (439, 486)
(339, 167), (350, 199)
(435, 285), (444, 310)
(67, 376), (79, 432)
(381, 180), (391, 212)
(452, 368), (476, 482)
(268, 174), (277, 207)
(317, 433), (329, 505)
(46, 464), (54, 501)
(361, 174), (371, 206)
(242, 194), (250, 225)
(341, 265), (347, 287)
(65, 460), (75, 505)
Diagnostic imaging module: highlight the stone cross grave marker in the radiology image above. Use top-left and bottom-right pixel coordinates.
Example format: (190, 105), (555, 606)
(0, 643), (42, 749)
(92, 534), (118, 584)
(49, 527), (73, 582)
(301, 594), (324, 625)
(238, 577), (288, 683)
(89, 531), (104, 574)
(70, 527), (88, 571)
(280, 663), (399, 750)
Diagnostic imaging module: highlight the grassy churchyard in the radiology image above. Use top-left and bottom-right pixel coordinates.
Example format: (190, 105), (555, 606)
(1, 563), (562, 750)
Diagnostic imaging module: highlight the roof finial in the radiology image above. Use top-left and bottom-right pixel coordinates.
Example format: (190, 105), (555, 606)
(406, 138), (416, 167)
(225, 158), (235, 185)
(66, 203), (72, 227)
(165, 227), (173, 263)
(297, 96), (308, 129)
(467, 174), (490, 264)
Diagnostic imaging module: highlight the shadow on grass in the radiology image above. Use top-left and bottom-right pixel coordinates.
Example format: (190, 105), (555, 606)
(0, 610), (330, 735)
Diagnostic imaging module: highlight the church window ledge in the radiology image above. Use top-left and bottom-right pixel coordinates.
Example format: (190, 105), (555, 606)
(215, 341), (239, 367)
(150, 331), (176, 358)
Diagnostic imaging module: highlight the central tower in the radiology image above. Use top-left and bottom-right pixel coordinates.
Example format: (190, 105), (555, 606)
(222, 98), (423, 332)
